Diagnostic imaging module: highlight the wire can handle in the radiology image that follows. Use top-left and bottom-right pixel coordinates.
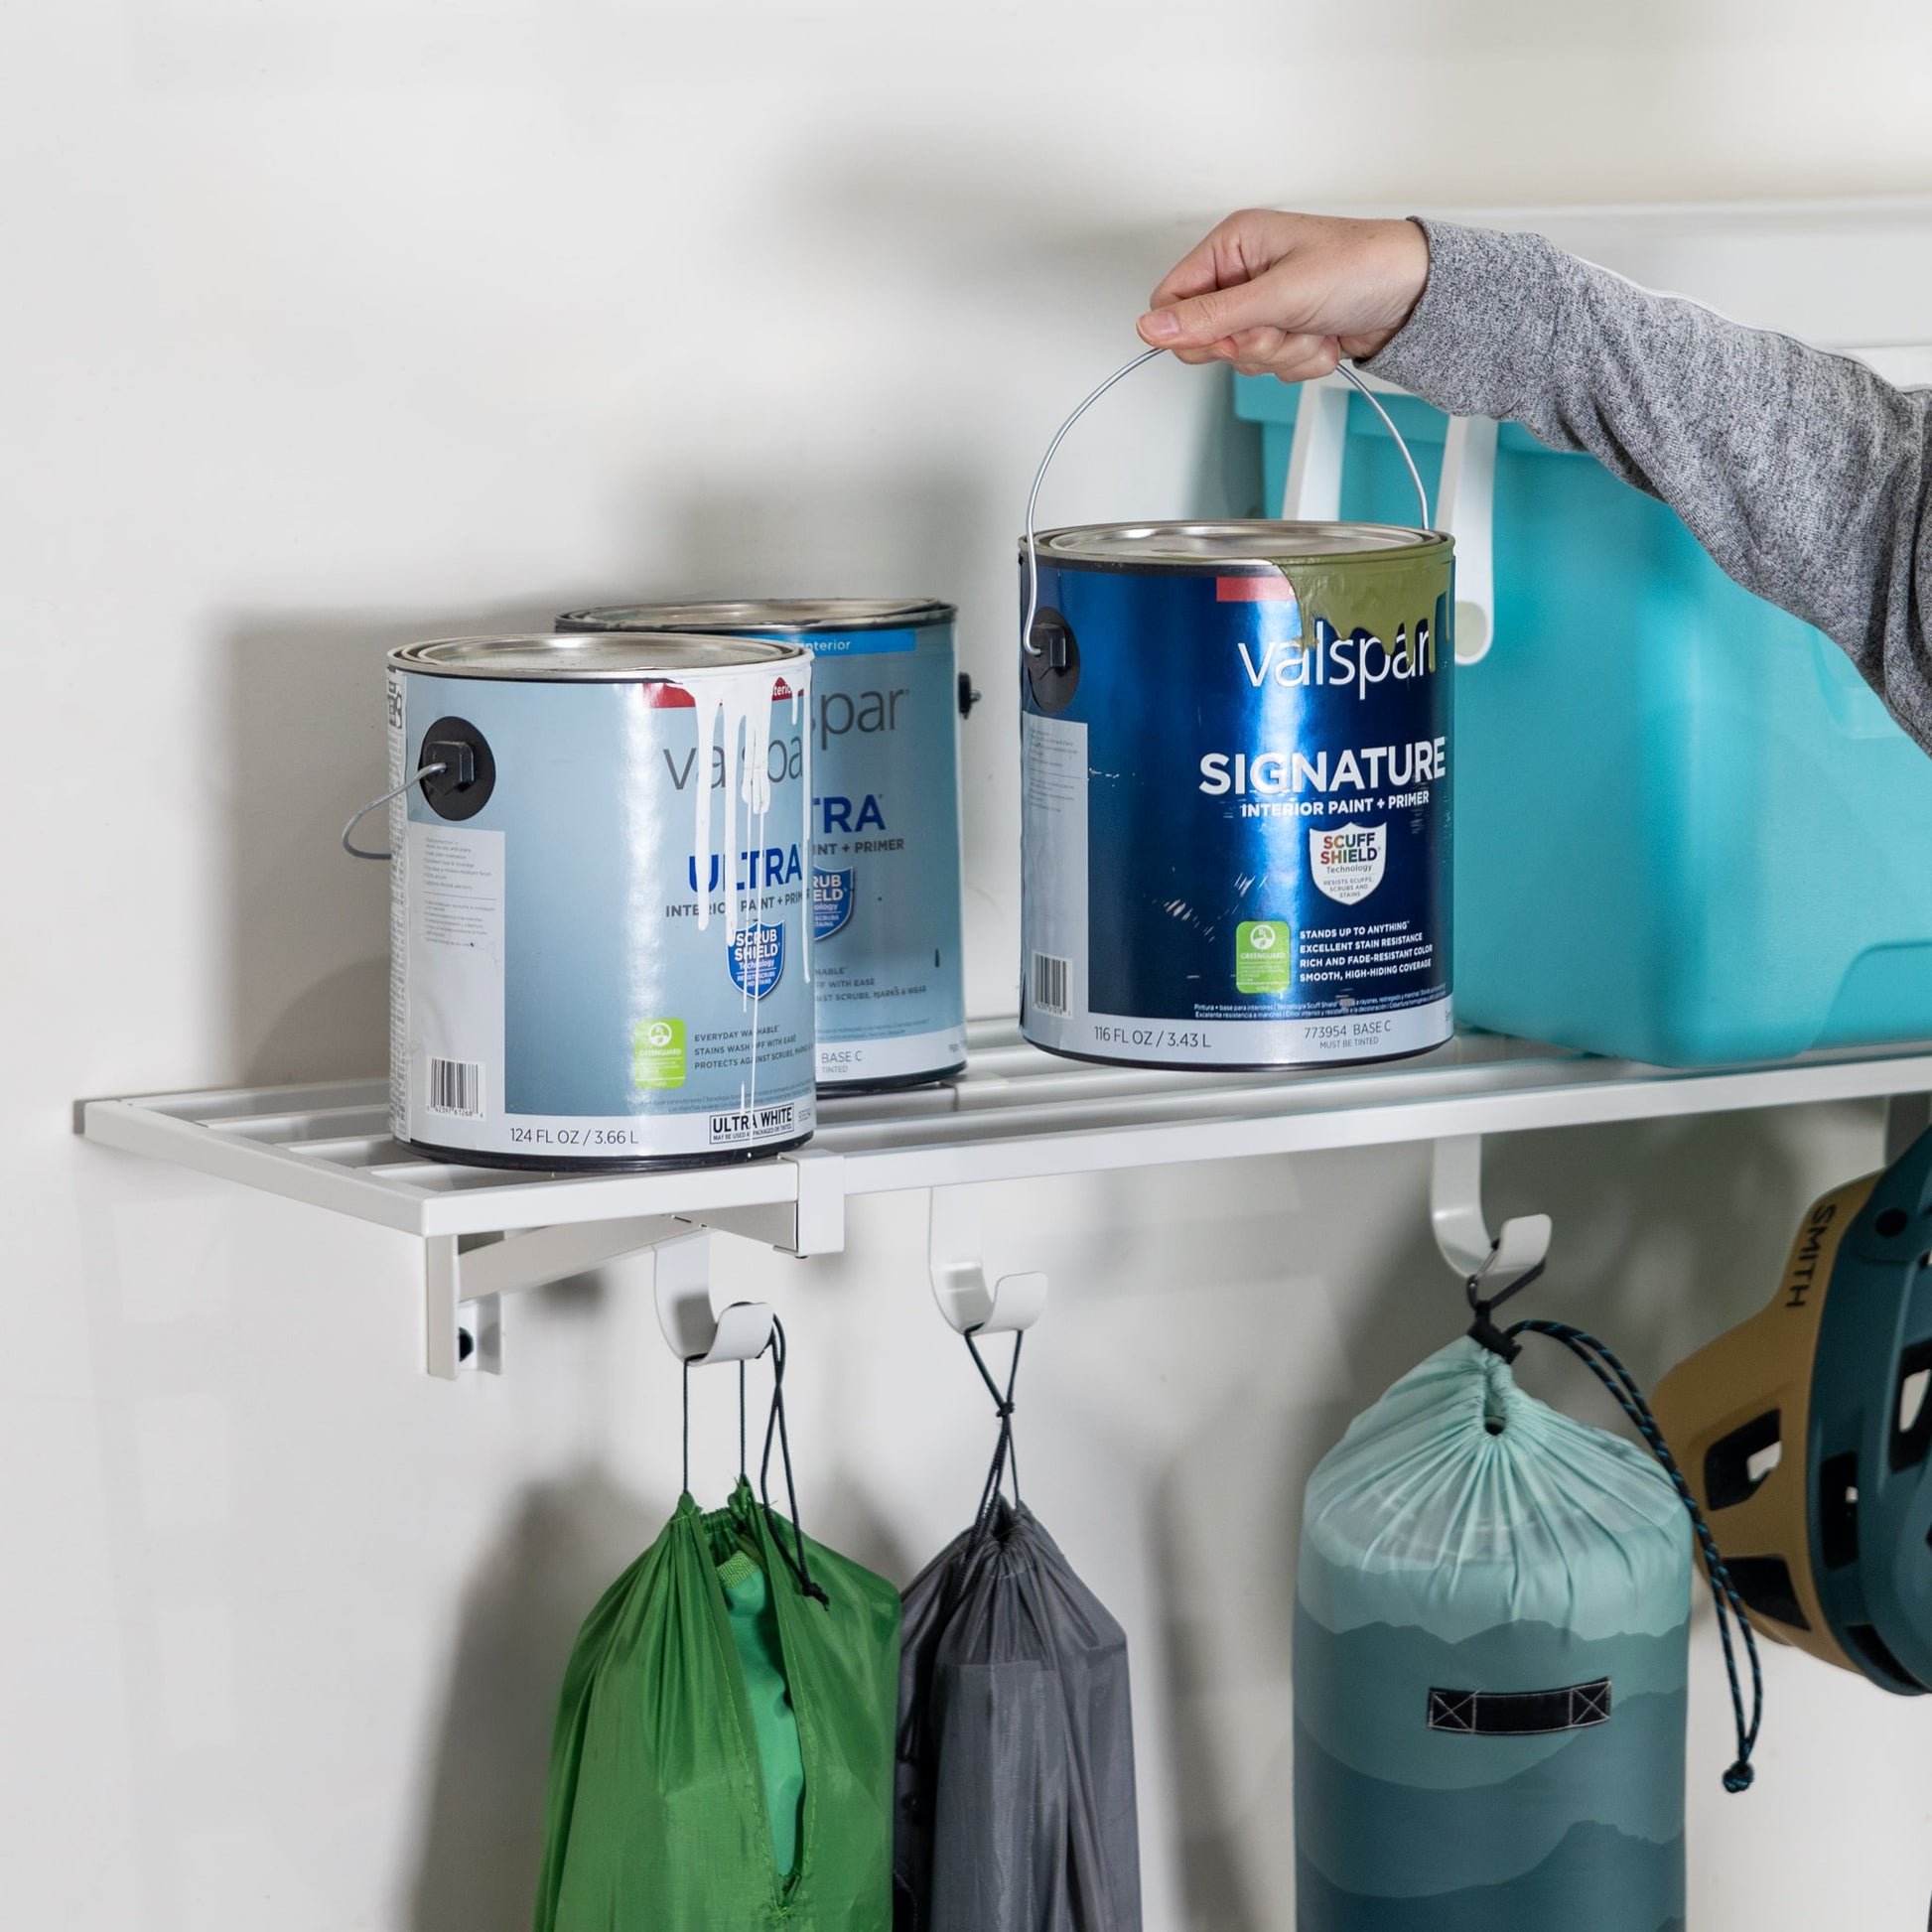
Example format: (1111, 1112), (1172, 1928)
(1021, 353), (1433, 657)
(341, 761), (447, 862)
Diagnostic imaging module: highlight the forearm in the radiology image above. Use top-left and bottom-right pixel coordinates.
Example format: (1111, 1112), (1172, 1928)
(1365, 218), (1932, 753)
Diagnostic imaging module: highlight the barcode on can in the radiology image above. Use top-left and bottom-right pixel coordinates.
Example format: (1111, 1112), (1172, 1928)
(427, 1057), (483, 1118)
(1031, 951), (1069, 1017)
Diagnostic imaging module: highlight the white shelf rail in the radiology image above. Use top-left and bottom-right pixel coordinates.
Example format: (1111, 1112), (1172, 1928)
(83, 1020), (1932, 1375)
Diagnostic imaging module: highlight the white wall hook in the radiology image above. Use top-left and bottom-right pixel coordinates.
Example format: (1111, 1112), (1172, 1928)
(1438, 415), (1498, 663)
(652, 1231), (775, 1365)
(927, 1185), (1047, 1336)
(1430, 1135), (1552, 1295)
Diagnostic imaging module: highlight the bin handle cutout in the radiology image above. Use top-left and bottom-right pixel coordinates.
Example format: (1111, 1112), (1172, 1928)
(1438, 415), (1498, 664)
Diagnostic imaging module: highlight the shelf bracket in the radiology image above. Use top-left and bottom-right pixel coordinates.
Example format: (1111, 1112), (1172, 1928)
(424, 1213), (689, 1379)
(1430, 1135), (1552, 1300)
(927, 1184), (1047, 1336)
(418, 1157), (847, 1380)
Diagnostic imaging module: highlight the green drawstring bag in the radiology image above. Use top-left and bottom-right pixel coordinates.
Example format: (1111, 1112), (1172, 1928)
(533, 1328), (902, 1930)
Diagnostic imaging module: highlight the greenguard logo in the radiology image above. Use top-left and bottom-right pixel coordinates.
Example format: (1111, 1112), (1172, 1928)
(1235, 920), (1294, 994)
(632, 1018), (686, 1090)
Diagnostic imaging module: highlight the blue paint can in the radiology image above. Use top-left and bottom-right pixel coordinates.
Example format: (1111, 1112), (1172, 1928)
(559, 601), (968, 1092)
(386, 633), (815, 1169)
(1020, 521), (1454, 1069)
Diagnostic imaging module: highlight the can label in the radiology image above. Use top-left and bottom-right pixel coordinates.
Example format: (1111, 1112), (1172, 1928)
(1021, 554), (1452, 1067)
(391, 666), (814, 1161)
(788, 622), (966, 1084)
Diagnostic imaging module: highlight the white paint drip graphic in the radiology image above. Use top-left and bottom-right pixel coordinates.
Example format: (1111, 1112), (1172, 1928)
(674, 661), (811, 1121)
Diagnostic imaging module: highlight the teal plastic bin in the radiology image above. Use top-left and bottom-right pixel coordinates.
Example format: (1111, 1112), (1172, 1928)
(1234, 373), (1932, 1066)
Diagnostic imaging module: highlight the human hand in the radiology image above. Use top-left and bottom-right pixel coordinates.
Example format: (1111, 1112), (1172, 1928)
(1138, 211), (1430, 381)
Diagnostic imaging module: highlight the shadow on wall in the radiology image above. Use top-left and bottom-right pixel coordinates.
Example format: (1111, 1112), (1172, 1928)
(218, 465), (991, 1089)
(1140, 1102), (1875, 1932)
(218, 598), (581, 1087)
(407, 1463), (666, 1932)
(658, 466), (998, 705)
(663, 467), (982, 600)
(1145, 1160), (1457, 1932)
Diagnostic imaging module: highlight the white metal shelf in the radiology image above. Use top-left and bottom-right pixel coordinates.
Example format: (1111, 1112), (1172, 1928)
(84, 1018), (1932, 1240)
(83, 1021), (1932, 1377)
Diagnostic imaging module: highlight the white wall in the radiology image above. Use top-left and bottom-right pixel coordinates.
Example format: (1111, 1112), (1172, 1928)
(9, 3), (1932, 1927)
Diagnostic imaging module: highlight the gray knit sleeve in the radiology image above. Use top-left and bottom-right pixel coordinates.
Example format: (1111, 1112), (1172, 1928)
(1361, 217), (1932, 755)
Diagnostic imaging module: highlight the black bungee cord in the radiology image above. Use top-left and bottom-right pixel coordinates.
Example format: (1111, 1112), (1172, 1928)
(1466, 1266), (1762, 1795)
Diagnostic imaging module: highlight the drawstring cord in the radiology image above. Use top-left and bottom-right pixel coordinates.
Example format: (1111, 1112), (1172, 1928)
(759, 1317), (828, 1605)
(682, 1338), (799, 1591)
(964, 1326), (1024, 1525)
(681, 1354), (746, 1495)
(1493, 1314), (1764, 1795)
(936, 1326), (1026, 1629)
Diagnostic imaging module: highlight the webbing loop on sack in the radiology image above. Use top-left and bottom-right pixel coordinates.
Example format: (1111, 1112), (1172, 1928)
(1506, 1316), (1763, 1796)
(1462, 1253), (1545, 1363)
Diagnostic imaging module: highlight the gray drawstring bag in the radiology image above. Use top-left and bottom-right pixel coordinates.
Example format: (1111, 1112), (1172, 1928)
(893, 1333), (1143, 1932)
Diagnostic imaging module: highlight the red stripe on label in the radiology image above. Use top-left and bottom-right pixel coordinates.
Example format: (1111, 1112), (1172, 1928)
(1216, 575), (1298, 602)
(638, 675), (799, 710)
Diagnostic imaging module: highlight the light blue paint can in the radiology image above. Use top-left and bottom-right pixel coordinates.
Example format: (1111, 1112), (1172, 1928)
(560, 601), (968, 1091)
(385, 632), (815, 1169)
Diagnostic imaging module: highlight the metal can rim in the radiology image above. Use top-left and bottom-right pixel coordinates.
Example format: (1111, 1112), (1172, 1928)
(1024, 520), (1453, 572)
(388, 632), (810, 682)
(557, 598), (956, 635)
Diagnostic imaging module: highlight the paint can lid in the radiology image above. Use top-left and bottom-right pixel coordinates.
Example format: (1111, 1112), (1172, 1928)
(388, 632), (809, 681)
(557, 598), (955, 634)
(1026, 520), (1452, 571)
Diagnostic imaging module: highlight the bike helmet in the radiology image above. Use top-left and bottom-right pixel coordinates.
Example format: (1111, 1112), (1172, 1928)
(1653, 1124), (1932, 1695)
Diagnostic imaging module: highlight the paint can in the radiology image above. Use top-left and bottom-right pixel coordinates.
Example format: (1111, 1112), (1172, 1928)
(386, 632), (815, 1169)
(558, 601), (968, 1092)
(1020, 521), (1453, 1069)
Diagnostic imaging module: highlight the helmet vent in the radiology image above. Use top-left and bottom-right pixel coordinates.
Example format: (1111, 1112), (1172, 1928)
(1723, 1555), (1810, 1631)
(1819, 1451), (1861, 1570)
(1704, 1411), (1782, 1510)
(1894, 1349), (1932, 1470)
(1842, 1622), (1927, 1695)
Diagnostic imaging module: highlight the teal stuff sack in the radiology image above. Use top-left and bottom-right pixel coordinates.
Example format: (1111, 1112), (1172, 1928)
(1295, 1338), (1693, 1931)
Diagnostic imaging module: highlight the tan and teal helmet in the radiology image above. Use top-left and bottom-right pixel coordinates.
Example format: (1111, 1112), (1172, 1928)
(1654, 1126), (1932, 1694)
